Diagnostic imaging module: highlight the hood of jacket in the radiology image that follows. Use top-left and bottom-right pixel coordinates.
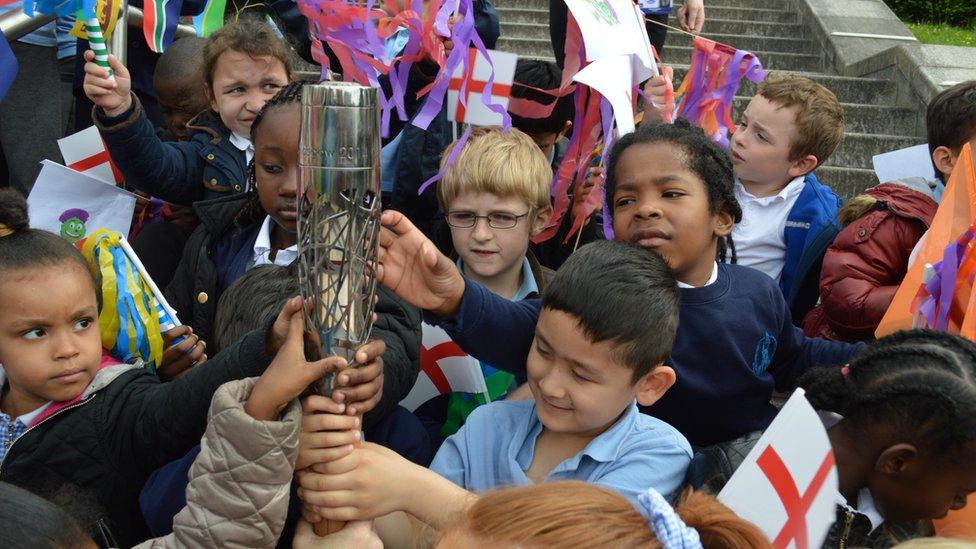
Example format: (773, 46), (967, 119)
(866, 180), (939, 227)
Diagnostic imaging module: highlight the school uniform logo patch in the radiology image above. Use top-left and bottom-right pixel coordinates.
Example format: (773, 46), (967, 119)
(752, 332), (777, 375)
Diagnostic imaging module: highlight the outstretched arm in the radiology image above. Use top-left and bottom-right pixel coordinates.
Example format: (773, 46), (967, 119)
(377, 210), (538, 375)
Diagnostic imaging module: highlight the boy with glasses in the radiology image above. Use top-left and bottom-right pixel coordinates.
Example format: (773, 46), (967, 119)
(410, 126), (553, 443)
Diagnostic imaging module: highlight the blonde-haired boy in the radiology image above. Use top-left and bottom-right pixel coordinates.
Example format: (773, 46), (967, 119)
(417, 126), (553, 437)
(729, 74), (845, 321)
(437, 126), (553, 300)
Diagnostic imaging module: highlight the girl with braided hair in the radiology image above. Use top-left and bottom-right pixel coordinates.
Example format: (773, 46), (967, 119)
(799, 329), (976, 547)
(164, 80), (308, 348)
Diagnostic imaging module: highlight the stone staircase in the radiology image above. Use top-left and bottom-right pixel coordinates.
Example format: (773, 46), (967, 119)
(495, 0), (926, 198)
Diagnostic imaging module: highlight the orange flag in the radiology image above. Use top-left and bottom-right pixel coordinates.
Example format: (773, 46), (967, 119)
(877, 143), (976, 337)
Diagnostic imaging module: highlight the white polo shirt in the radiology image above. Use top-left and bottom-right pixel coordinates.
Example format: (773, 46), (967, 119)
(732, 176), (806, 282)
(251, 215), (298, 268)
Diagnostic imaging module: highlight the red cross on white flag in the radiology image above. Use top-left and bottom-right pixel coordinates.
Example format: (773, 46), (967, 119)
(447, 48), (518, 127)
(399, 323), (489, 412)
(719, 389), (839, 549)
(57, 126), (124, 186)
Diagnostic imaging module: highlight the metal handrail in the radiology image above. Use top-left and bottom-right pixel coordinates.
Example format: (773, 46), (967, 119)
(2, 5), (194, 43)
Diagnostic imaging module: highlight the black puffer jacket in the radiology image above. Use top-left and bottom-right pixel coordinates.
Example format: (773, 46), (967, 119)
(0, 326), (274, 548)
(165, 194), (422, 428)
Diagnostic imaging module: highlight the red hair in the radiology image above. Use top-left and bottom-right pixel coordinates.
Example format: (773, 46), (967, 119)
(437, 481), (770, 548)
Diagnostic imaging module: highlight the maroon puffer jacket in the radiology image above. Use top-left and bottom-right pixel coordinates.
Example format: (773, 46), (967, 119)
(803, 181), (938, 342)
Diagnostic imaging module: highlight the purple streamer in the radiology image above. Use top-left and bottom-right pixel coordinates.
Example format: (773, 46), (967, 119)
(412, 2), (476, 129)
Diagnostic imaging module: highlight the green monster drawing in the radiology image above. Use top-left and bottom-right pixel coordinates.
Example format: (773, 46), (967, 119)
(581, 0), (619, 25)
(59, 208), (90, 243)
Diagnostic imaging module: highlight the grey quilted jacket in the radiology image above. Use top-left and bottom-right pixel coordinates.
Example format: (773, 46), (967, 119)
(135, 378), (301, 549)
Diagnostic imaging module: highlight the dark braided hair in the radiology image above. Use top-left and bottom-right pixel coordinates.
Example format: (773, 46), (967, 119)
(604, 119), (743, 263)
(236, 80), (306, 224)
(799, 329), (976, 457)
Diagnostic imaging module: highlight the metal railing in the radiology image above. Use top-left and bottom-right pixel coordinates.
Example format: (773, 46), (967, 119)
(2, 4), (195, 48)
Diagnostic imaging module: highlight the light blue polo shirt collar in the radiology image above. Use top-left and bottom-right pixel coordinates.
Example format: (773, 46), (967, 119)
(457, 256), (539, 301)
(515, 400), (641, 476)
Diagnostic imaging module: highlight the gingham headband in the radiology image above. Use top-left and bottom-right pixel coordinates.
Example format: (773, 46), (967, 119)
(636, 488), (703, 549)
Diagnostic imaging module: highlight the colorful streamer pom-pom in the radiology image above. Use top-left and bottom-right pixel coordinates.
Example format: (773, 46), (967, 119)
(80, 229), (166, 370)
(671, 36), (765, 148)
(297, 0), (505, 139)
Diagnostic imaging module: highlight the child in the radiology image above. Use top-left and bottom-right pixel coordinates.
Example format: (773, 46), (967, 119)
(729, 74), (846, 322)
(0, 188), (331, 547)
(153, 36), (210, 143)
(508, 58), (605, 270)
(163, 81), (420, 385)
(297, 240), (693, 539)
(799, 330), (976, 548)
(436, 481), (770, 548)
(301, 481), (770, 548)
(644, 73), (845, 321)
(0, 308), (334, 548)
(373, 120), (859, 474)
(413, 126), (553, 439)
(83, 18), (292, 205)
(804, 81), (976, 342)
(508, 59), (574, 171)
(127, 36), (211, 290)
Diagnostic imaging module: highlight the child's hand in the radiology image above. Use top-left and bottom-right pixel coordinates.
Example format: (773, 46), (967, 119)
(573, 166), (604, 211)
(296, 395), (360, 470)
(292, 518), (381, 549)
(247, 299), (347, 421)
(82, 51), (132, 117)
(267, 295), (306, 355)
(167, 204), (198, 232)
(297, 442), (411, 522)
(641, 64), (674, 125)
(678, 0), (705, 34)
(377, 210), (465, 317)
(332, 339), (385, 416)
(157, 325), (206, 381)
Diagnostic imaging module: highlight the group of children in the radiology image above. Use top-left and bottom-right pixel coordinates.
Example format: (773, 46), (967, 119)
(1, 9), (976, 549)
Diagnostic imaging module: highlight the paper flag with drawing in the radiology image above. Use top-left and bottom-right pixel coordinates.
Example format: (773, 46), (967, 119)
(447, 48), (518, 127)
(27, 160), (135, 241)
(719, 389), (838, 549)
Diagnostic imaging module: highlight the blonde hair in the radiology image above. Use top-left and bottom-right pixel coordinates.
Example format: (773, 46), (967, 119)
(757, 74), (845, 167)
(437, 481), (770, 549)
(436, 126), (553, 213)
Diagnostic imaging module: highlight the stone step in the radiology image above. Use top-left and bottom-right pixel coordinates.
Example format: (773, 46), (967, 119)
(728, 97), (920, 136)
(698, 6), (798, 23)
(495, 7), (548, 25)
(827, 133), (925, 170)
(666, 44), (823, 71)
(707, 0), (789, 9)
(699, 18), (809, 38)
(497, 37), (558, 59)
(499, 22), (818, 56)
(498, 0), (790, 12)
(495, 5), (799, 26)
(814, 166), (880, 200)
(663, 31), (818, 55)
(708, 70), (898, 106)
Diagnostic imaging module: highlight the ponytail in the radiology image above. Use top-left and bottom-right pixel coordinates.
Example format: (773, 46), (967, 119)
(439, 481), (770, 548)
(674, 490), (770, 549)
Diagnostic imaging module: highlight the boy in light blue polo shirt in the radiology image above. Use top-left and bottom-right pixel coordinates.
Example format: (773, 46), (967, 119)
(296, 240), (692, 540)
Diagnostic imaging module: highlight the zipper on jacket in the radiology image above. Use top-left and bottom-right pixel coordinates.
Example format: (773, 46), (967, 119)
(838, 508), (855, 549)
(0, 396), (95, 476)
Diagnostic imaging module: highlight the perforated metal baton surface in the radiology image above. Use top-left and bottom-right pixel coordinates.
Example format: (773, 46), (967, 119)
(296, 82), (381, 395)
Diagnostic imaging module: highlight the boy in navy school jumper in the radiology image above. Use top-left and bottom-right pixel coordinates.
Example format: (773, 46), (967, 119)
(369, 120), (861, 480)
(296, 240), (691, 543)
(644, 73), (846, 322)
